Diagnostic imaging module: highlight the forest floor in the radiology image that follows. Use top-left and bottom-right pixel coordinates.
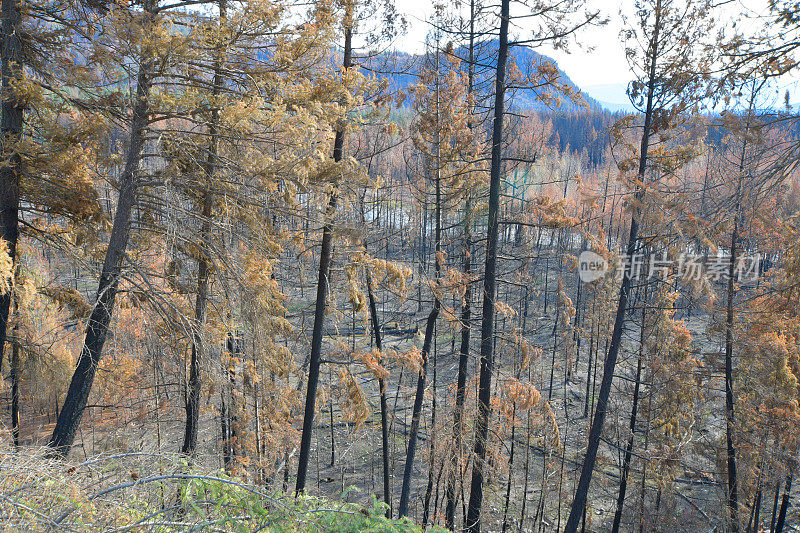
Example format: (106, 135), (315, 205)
(0, 248), (764, 532)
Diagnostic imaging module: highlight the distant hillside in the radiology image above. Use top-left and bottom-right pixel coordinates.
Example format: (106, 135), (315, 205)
(370, 40), (604, 113)
(366, 41), (632, 167)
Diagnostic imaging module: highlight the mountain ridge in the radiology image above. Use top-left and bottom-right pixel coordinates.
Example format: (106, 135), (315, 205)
(369, 40), (611, 113)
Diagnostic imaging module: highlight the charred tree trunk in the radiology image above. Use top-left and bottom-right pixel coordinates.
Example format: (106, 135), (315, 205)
(182, 0), (226, 456)
(564, 1), (661, 528)
(770, 476), (781, 533)
(445, 0), (476, 524)
(224, 333), (240, 472)
(465, 0), (509, 528)
(398, 40), (446, 520)
(398, 163), (442, 520)
(774, 467), (793, 533)
(397, 302), (439, 518)
(724, 206), (741, 532)
(446, 194), (472, 529)
(0, 0), (23, 372)
(748, 477), (763, 533)
(611, 283), (648, 533)
(501, 408), (516, 533)
(10, 306), (19, 448)
(723, 87), (758, 529)
(366, 266), (392, 516)
(220, 391), (229, 465)
(48, 1), (157, 457)
(422, 333), (438, 527)
(295, 23), (352, 494)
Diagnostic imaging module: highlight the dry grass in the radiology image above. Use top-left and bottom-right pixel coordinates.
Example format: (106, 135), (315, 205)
(0, 447), (443, 532)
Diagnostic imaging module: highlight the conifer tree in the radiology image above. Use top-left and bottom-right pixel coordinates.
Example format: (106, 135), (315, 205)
(566, 0), (714, 527)
(295, 4), (353, 495)
(48, 0), (162, 456)
(0, 0), (23, 370)
(463, 0), (600, 529)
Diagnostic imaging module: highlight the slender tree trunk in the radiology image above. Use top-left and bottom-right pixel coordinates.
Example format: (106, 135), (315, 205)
(0, 0), (23, 372)
(446, 194), (472, 529)
(329, 367), (335, 466)
(749, 443), (769, 533)
(220, 390), (229, 465)
(253, 349), (264, 483)
(398, 41), (446, 519)
(224, 333), (240, 472)
(501, 408), (517, 533)
(10, 307), (19, 448)
(770, 475), (781, 533)
(182, 0), (226, 455)
(749, 479), (763, 533)
(398, 164), (442, 520)
(723, 87), (757, 529)
(725, 214), (741, 532)
(572, 271), (583, 371)
(432, 454), (446, 524)
(465, 0), (510, 528)
(445, 0), (476, 525)
(583, 304), (597, 417)
(564, 2), (661, 528)
(774, 468), (793, 533)
(295, 23), (352, 494)
(518, 412), (532, 533)
(397, 303), (438, 517)
(48, 1), (157, 456)
(637, 368), (655, 533)
(366, 266), (392, 516)
(548, 310), (559, 402)
(611, 283), (648, 533)
(422, 333), (438, 527)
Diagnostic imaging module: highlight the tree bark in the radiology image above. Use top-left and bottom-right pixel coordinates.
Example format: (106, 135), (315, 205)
(465, 0), (510, 528)
(446, 194), (472, 530)
(501, 409), (516, 533)
(422, 333), (438, 527)
(0, 0), (23, 372)
(10, 306), (19, 448)
(564, 1), (661, 528)
(398, 167), (442, 519)
(724, 186), (741, 533)
(611, 283), (648, 533)
(398, 40), (446, 519)
(365, 266), (392, 516)
(295, 22), (352, 494)
(48, 1), (156, 457)
(770, 476), (781, 533)
(182, 0), (226, 455)
(748, 477), (763, 533)
(397, 303), (438, 518)
(723, 85), (758, 530)
(445, 0), (476, 524)
(223, 333), (240, 471)
(774, 468), (793, 533)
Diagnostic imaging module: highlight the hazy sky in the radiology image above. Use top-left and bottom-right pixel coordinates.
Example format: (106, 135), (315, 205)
(394, 0), (632, 88)
(390, 0), (782, 103)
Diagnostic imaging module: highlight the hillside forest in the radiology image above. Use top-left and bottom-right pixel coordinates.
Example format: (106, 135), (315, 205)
(2, 0), (800, 531)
